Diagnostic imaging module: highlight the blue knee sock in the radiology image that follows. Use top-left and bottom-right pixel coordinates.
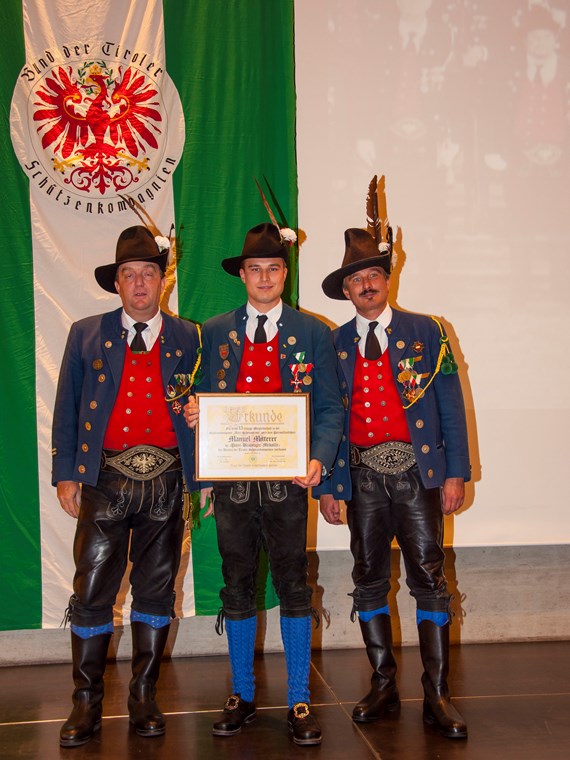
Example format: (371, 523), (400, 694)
(358, 605), (390, 622)
(70, 621), (114, 639)
(280, 615), (312, 708)
(226, 616), (256, 702)
(130, 610), (170, 628)
(416, 609), (449, 627)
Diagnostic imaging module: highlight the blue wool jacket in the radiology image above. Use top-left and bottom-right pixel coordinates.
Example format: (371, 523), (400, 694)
(313, 308), (470, 500)
(197, 302), (344, 475)
(51, 307), (200, 489)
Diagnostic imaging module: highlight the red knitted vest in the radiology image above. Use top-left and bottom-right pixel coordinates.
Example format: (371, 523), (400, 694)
(349, 348), (411, 446)
(236, 335), (281, 393)
(103, 340), (177, 450)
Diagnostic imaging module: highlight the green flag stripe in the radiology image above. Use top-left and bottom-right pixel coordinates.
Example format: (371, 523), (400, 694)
(164, 0), (297, 614)
(0, 1), (42, 631)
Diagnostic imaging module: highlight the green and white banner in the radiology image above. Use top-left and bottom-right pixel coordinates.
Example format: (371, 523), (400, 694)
(1, 0), (296, 631)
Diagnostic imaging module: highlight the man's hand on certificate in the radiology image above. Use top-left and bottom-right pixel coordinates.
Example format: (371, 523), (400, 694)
(184, 396), (199, 429)
(293, 459), (323, 489)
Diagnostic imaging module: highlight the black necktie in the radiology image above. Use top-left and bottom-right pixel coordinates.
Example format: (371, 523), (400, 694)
(131, 322), (148, 352)
(364, 321), (382, 360)
(254, 314), (268, 344)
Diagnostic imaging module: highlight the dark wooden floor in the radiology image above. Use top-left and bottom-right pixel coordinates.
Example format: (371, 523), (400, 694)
(1, 640), (569, 759)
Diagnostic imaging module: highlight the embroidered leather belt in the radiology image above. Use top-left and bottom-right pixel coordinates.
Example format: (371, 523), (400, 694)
(101, 445), (181, 481)
(350, 441), (416, 475)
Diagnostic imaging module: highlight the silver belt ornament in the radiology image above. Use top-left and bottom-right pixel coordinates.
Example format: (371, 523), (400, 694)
(102, 445), (179, 481)
(350, 441), (416, 475)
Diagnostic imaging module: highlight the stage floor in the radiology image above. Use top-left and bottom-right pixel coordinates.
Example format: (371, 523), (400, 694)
(1, 640), (569, 759)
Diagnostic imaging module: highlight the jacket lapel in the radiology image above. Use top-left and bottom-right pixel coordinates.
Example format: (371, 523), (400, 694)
(101, 309), (127, 389)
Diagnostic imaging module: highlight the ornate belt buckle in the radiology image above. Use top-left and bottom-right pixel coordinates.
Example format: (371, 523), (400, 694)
(104, 445), (176, 481)
(361, 442), (416, 475)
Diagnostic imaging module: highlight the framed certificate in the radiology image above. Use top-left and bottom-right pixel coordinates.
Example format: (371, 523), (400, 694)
(195, 393), (309, 480)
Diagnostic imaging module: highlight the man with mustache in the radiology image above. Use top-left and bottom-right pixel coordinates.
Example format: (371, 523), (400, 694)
(317, 227), (470, 739)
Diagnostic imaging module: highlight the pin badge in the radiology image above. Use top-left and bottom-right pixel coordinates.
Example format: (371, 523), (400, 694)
(287, 336), (296, 345)
(396, 340), (405, 349)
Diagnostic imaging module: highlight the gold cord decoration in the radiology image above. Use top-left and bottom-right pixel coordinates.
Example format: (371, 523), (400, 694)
(401, 317), (456, 409)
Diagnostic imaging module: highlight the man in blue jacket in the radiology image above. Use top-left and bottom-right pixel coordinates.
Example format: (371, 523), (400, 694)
(317, 228), (470, 739)
(52, 225), (200, 747)
(185, 222), (343, 746)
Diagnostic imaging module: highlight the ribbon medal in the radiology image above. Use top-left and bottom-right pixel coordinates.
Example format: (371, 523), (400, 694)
(397, 357), (429, 402)
(289, 352), (313, 392)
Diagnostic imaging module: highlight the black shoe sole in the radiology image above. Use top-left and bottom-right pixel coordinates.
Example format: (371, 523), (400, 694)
(212, 713), (256, 736)
(352, 699), (401, 723)
(423, 713), (468, 739)
(59, 720), (101, 748)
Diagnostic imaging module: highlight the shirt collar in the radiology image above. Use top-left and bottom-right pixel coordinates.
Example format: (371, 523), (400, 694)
(355, 305), (392, 355)
(122, 309), (163, 348)
(246, 300), (283, 326)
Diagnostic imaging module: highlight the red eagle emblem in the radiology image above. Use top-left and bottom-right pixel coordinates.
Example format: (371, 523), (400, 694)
(32, 61), (163, 195)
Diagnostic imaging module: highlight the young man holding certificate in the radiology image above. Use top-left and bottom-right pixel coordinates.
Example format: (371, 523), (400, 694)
(185, 222), (343, 746)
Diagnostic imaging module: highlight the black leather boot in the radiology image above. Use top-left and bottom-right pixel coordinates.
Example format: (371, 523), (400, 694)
(128, 622), (170, 737)
(59, 632), (112, 747)
(418, 620), (468, 739)
(352, 614), (400, 722)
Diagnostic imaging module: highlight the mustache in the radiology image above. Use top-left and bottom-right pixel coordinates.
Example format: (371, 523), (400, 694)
(359, 288), (378, 296)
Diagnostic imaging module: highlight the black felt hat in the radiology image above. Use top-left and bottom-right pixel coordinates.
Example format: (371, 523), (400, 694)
(221, 222), (290, 277)
(321, 228), (391, 300)
(95, 226), (168, 293)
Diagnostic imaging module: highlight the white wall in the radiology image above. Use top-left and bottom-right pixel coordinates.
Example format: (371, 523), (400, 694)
(295, 0), (570, 548)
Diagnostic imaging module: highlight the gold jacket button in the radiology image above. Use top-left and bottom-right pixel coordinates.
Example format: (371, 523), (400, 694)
(422, 445), (430, 454)
(336, 484), (344, 493)
(81, 444), (88, 452)
(416, 419), (424, 429)
(90, 401), (97, 409)
(85, 422), (91, 431)
(427, 468), (434, 478)
(78, 465), (86, 474)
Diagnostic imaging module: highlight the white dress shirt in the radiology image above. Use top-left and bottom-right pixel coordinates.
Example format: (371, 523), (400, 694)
(245, 301), (282, 343)
(356, 305), (392, 357)
(122, 309), (163, 351)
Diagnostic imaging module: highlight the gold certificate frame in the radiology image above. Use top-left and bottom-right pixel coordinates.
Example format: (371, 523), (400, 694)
(195, 393), (309, 480)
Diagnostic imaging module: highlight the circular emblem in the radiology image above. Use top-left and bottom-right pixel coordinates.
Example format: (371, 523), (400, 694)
(92, 359), (103, 370)
(339, 351), (348, 360)
(229, 331), (237, 340)
(303, 376), (312, 385)
(287, 336), (296, 345)
(396, 340), (405, 349)
(217, 370), (225, 380)
(11, 49), (184, 216)
(298, 363), (306, 373)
